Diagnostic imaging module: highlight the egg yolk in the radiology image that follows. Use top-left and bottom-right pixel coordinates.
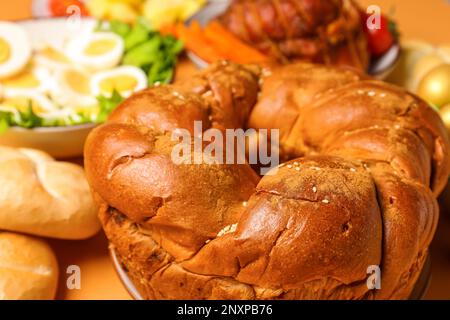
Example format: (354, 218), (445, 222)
(40, 46), (70, 63)
(84, 39), (117, 56)
(3, 97), (46, 113)
(2, 69), (40, 88)
(0, 37), (11, 64)
(75, 105), (99, 115)
(65, 70), (91, 95)
(99, 75), (138, 94)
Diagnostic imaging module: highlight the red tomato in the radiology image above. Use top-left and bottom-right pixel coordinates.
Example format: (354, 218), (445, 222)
(48, 0), (89, 17)
(361, 12), (398, 57)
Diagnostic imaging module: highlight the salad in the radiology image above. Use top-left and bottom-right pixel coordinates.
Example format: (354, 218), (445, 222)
(0, 18), (183, 131)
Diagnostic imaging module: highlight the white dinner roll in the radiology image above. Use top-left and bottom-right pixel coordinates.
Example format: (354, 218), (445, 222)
(0, 232), (59, 300)
(0, 146), (101, 239)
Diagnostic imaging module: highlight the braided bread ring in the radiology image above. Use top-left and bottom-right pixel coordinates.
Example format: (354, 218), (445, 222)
(85, 61), (449, 299)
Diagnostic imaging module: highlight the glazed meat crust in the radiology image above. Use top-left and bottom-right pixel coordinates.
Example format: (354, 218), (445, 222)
(219, 0), (369, 69)
(85, 61), (449, 300)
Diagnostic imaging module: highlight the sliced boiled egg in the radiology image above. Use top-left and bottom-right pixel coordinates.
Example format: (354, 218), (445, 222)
(34, 45), (71, 73)
(39, 108), (82, 123)
(91, 65), (147, 98)
(1, 64), (54, 96)
(0, 22), (32, 79)
(50, 67), (97, 108)
(0, 92), (56, 116)
(66, 32), (124, 71)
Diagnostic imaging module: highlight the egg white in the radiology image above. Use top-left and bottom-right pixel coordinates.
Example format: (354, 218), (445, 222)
(90, 65), (148, 98)
(40, 108), (81, 122)
(0, 92), (57, 116)
(1, 65), (54, 96)
(50, 67), (97, 109)
(34, 44), (72, 74)
(65, 32), (124, 72)
(0, 22), (32, 79)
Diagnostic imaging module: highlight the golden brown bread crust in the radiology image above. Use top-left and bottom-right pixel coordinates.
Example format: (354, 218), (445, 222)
(219, 0), (370, 70)
(0, 232), (59, 300)
(249, 63), (450, 194)
(85, 61), (449, 300)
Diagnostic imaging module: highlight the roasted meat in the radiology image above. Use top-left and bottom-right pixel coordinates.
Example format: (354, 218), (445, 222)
(219, 0), (370, 69)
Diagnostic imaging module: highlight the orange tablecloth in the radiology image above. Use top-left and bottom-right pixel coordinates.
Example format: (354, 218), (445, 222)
(1, 0), (449, 300)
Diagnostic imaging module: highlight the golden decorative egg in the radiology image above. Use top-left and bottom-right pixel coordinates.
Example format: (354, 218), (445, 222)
(439, 103), (450, 133)
(387, 40), (434, 90)
(417, 64), (450, 108)
(438, 45), (450, 59)
(412, 53), (446, 89)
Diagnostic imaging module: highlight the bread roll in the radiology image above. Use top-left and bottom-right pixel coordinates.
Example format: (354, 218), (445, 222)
(0, 232), (58, 300)
(0, 146), (100, 239)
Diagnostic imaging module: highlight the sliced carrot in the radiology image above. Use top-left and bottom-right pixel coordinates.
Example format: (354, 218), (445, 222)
(169, 20), (269, 64)
(190, 20), (203, 35)
(159, 24), (178, 37)
(203, 26), (247, 63)
(203, 21), (269, 63)
(176, 23), (223, 63)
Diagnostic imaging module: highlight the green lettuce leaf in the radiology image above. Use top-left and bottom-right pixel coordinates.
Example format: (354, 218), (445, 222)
(96, 90), (125, 124)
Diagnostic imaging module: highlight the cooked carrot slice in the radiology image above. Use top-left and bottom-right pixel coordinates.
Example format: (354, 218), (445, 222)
(203, 20), (269, 63)
(176, 22), (223, 63)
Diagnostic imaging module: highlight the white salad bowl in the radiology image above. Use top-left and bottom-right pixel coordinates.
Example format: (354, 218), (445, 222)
(0, 18), (98, 159)
(0, 123), (96, 159)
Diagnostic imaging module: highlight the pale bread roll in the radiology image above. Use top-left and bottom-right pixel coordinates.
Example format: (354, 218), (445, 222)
(0, 146), (100, 239)
(0, 232), (58, 300)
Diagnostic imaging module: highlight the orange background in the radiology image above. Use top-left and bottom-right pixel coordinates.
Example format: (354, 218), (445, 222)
(2, 0), (450, 43)
(1, 0), (450, 300)
(0, 0), (32, 21)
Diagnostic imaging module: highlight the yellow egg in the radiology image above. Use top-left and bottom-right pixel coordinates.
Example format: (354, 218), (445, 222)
(0, 22), (32, 79)
(438, 45), (450, 60)
(50, 68), (97, 108)
(387, 40), (434, 90)
(0, 37), (10, 64)
(99, 75), (138, 93)
(0, 92), (56, 115)
(1, 64), (53, 96)
(3, 97), (45, 114)
(84, 39), (118, 56)
(439, 104), (450, 134)
(41, 46), (70, 64)
(417, 64), (450, 108)
(412, 53), (446, 91)
(75, 105), (100, 115)
(34, 46), (71, 73)
(91, 66), (147, 98)
(66, 32), (124, 71)
(3, 69), (40, 89)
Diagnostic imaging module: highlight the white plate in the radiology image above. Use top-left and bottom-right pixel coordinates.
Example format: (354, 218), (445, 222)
(0, 18), (98, 159)
(19, 17), (98, 49)
(186, 0), (400, 80)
